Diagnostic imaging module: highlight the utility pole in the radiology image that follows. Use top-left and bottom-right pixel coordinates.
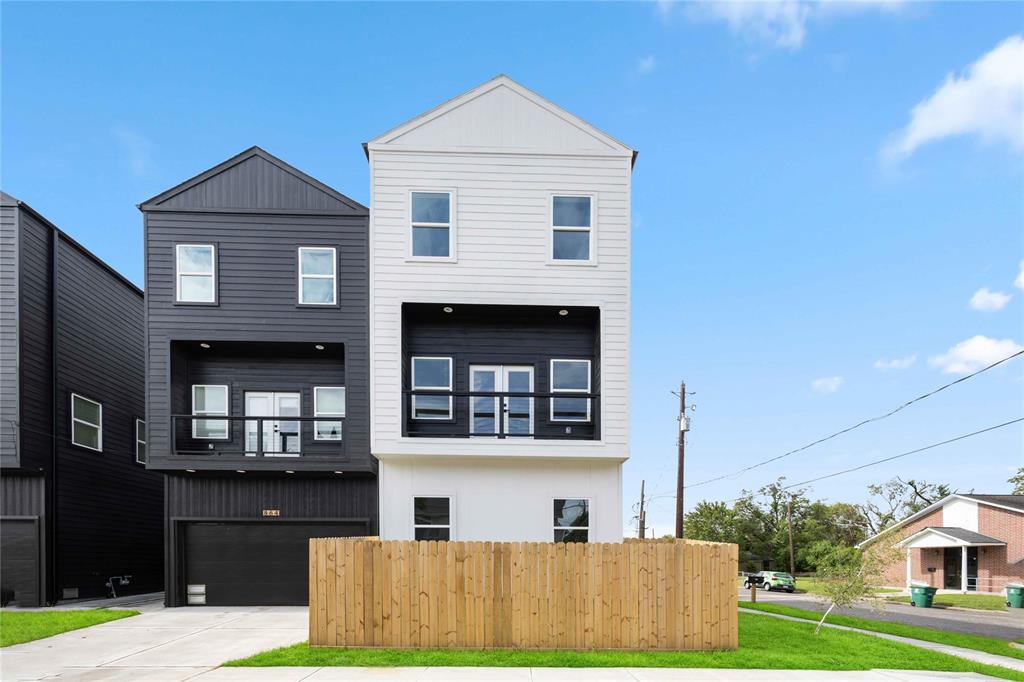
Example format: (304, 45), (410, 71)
(675, 381), (687, 539)
(638, 479), (647, 539)
(786, 499), (796, 576)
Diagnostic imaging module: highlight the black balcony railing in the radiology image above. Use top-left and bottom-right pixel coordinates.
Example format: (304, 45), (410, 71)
(402, 390), (600, 440)
(170, 415), (345, 457)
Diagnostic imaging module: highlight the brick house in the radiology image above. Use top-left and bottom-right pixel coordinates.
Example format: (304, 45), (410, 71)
(859, 494), (1023, 594)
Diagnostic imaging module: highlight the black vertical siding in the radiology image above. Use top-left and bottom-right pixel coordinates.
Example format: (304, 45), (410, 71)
(0, 474), (45, 516)
(0, 203), (18, 467)
(53, 236), (163, 598)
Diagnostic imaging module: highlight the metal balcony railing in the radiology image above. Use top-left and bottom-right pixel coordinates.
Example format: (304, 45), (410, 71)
(170, 415), (345, 457)
(402, 389), (600, 440)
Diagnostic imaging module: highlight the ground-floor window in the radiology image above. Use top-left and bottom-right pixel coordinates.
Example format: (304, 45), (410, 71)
(554, 498), (589, 542)
(414, 496), (451, 540)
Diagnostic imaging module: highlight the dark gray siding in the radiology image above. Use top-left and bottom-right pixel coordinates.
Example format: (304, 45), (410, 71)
(0, 475), (45, 606)
(145, 211), (370, 472)
(403, 304), (600, 440)
(0, 473), (45, 516)
(16, 211), (53, 474)
(0, 204), (18, 467)
(53, 236), (163, 599)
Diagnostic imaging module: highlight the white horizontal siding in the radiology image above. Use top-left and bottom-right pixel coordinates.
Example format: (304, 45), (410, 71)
(369, 149), (631, 460)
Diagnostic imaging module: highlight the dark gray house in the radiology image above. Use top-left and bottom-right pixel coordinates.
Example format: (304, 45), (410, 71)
(140, 147), (376, 606)
(0, 192), (163, 606)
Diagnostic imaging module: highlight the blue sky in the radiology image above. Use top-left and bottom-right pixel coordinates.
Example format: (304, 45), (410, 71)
(3, 1), (1022, 535)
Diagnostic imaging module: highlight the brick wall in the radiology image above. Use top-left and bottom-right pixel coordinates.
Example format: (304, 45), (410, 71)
(977, 504), (1024, 593)
(876, 509), (943, 588)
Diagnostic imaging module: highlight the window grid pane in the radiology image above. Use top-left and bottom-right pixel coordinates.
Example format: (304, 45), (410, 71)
(554, 498), (589, 543)
(314, 387), (345, 441)
(193, 386), (228, 439)
(176, 245), (216, 302)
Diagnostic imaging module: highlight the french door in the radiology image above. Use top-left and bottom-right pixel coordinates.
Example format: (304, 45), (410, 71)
(469, 365), (534, 437)
(245, 391), (301, 456)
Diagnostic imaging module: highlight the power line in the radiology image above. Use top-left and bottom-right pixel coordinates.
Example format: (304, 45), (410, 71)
(682, 349), (1024, 490)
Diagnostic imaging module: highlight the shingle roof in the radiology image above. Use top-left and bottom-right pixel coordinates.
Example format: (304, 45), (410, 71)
(925, 527), (1006, 544)
(960, 494), (1024, 512)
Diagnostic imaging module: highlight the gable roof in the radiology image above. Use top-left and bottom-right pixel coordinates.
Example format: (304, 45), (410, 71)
(139, 146), (367, 215)
(365, 75), (636, 165)
(898, 527), (1006, 547)
(858, 493), (1024, 548)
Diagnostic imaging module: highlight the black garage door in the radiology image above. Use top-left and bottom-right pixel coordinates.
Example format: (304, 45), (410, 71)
(183, 521), (365, 606)
(1, 519), (40, 607)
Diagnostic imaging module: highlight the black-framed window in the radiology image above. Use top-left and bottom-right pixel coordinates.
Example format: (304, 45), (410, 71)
(414, 496), (451, 540)
(554, 498), (589, 542)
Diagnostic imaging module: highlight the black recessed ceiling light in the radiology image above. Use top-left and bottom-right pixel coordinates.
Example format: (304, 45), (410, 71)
(558, 309), (569, 316)
(200, 342), (211, 349)
(443, 306), (454, 313)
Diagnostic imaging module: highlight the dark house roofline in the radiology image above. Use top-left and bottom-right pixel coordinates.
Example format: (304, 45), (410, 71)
(960, 494), (1024, 512)
(916, 527), (1006, 545)
(1, 191), (143, 298)
(137, 146), (368, 214)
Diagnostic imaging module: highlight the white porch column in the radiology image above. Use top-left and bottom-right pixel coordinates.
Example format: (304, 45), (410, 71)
(961, 546), (968, 593)
(906, 548), (912, 589)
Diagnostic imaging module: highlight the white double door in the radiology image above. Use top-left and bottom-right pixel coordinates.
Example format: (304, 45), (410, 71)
(470, 365), (534, 437)
(245, 391), (301, 456)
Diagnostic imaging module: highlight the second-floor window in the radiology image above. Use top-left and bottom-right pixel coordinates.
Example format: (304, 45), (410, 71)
(551, 196), (593, 262)
(135, 419), (147, 464)
(192, 385), (229, 439)
(411, 356), (452, 420)
(298, 247), (337, 305)
(71, 393), (103, 452)
(410, 191), (452, 258)
(550, 359), (591, 422)
(175, 244), (216, 303)
(314, 386), (346, 441)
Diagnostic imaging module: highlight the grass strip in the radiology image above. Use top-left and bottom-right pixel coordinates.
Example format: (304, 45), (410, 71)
(1, 609), (138, 647)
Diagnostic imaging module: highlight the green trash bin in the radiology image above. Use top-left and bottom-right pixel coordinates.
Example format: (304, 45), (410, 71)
(910, 584), (938, 608)
(1006, 584), (1024, 609)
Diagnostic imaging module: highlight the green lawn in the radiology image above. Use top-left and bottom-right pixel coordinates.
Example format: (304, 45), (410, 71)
(887, 593), (1008, 611)
(226, 612), (1024, 681)
(741, 601), (1024, 662)
(737, 576), (898, 596)
(0, 609), (138, 647)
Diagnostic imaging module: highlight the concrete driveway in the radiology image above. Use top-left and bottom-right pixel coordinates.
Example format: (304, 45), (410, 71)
(738, 588), (1024, 641)
(0, 603), (306, 681)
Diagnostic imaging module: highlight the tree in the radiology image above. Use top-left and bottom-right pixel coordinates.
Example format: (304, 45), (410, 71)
(1010, 468), (1024, 495)
(858, 477), (952, 535)
(684, 501), (737, 545)
(811, 535), (903, 634)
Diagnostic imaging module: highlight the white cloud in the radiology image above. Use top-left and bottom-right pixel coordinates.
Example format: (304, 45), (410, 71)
(1015, 260), (1024, 290)
(811, 376), (844, 394)
(929, 335), (1024, 375)
(884, 35), (1024, 161)
(655, 0), (675, 23)
(112, 128), (154, 177)
(874, 355), (917, 370)
(637, 55), (657, 74)
(969, 287), (1012, 312)
(682, 0), (902, 50)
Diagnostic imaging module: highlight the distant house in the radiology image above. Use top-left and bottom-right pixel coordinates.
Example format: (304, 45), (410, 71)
(859, 494), (1023, 594)
(0, 192), (163, 606)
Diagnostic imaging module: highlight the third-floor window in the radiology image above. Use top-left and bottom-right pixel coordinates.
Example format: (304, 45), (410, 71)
(298, 247), (337, 305)
(175, 244), (216, 303)
(551, 195), (593, 263)
(410, 191), (452, 259)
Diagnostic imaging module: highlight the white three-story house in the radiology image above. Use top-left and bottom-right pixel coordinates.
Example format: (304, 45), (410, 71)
(367, 76), (634, 542)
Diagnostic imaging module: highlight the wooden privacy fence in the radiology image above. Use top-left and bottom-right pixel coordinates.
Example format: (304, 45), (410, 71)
(309, 538), (737, 650)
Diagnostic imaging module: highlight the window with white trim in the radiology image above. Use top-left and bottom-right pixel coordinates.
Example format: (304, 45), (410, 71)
(554, 498), (589, 542)
(550, 359), (591, 422)
(314, 386), (345, 441)
(71, 393), (102, 451)
(414, 497), (451, 540)
(135, 419), (147, 464)
(411, 357), (452, 420)
(551, 196), (592, 262)
(410, 191), (451, 258)
(191, 385), (229, 439)
(298, 247), (337, 305)
(175, 244), (216, 303)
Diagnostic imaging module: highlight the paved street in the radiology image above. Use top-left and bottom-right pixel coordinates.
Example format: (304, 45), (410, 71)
(738, 589), (1024, 641)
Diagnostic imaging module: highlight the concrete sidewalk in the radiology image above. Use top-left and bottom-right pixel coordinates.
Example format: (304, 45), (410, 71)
(740, 607), (1024, 673)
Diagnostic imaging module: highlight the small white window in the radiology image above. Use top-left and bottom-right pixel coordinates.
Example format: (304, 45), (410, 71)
(192, 385), (229, 439)
(71, 393), (102, 452)
(554, 498), (589, 543)
(135, 419), (147, 464)
(298, 247), (337, 305)
(410, 192), (452, 258)
(551, 196), (593, 262)
(550, 359), (591, 422)
(411, 357), (452, 420)
(314, 386), (346, 441)
(175, 245), (216, 303)
(414, 497), (451, 540)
